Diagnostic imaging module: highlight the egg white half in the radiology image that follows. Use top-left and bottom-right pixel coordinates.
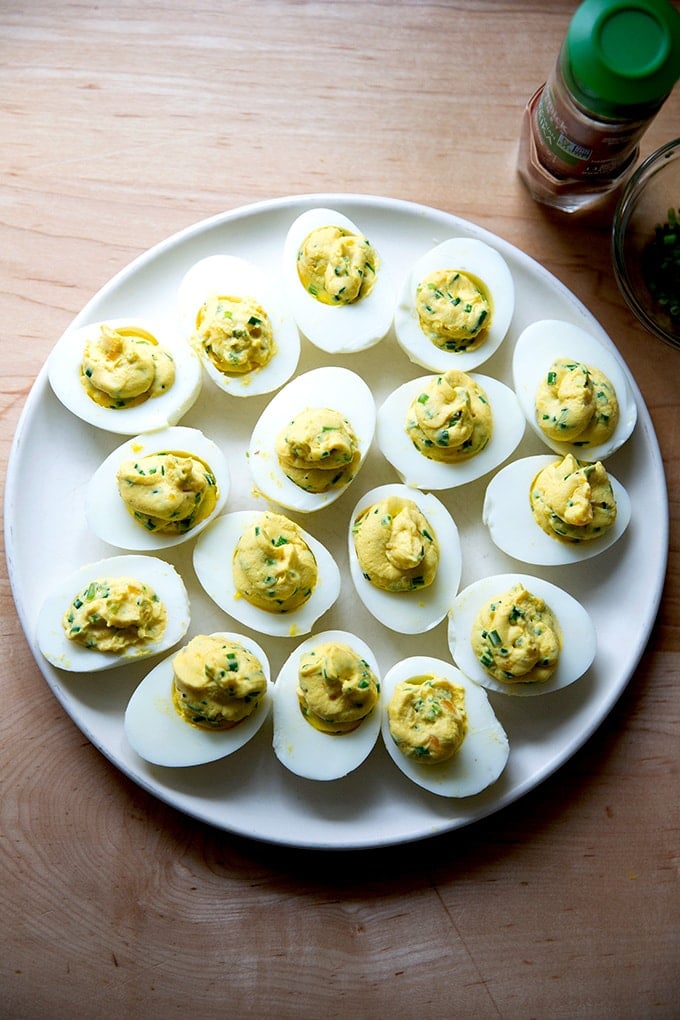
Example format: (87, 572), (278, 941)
(376, 373), (525, 490)
(192, 509), (341, 637)
(482, 454), (632, 566)
(124, 631), (272, 767)
(448, 572), (597, 696)
(47, 317), (202, 434)
(394, 237), (515, 371)
(381, 655), (509, 797)
(35, 554), (190, 673)
(247, 366), (376, 512)
(282, 207), (394, 353)
(348, 483), (462, 634)
(512, 319), (638, 461)
(272, 629), (382, 781)
(85, 425), (230, 551)
(176, 254), (300, 397)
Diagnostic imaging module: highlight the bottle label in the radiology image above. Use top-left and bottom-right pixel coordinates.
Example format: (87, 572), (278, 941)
(537, 87), (588, 169)
(535, 85), (641, 178)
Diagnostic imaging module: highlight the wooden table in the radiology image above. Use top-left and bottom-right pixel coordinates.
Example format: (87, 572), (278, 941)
(2, 3), (678, 1016)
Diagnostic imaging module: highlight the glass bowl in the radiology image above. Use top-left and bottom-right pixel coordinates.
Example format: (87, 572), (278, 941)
(613, 138), (680, 351)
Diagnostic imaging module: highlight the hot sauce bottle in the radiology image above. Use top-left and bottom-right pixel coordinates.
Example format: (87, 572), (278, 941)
(518, 0), (680, 213)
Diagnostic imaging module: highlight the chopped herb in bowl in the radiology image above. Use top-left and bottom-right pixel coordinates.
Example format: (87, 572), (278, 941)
(642, 207), (680, 326)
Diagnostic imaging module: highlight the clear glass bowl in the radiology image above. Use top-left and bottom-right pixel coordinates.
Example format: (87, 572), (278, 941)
(612, 138), (680, 351)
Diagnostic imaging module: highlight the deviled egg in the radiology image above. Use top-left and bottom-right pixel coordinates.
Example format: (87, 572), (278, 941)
(448, 572), (597, 696)
(377, 370), (525, 489)
(512, 319), (637, 461)
(381, 656), (509, 797)
(281, 207), (394, 353)
(176, 254), (300, 396)
(348, 484), (461, 634)
(248, 366), (375, 512)
(272, 630), (381, 781)
(124, 631), (272, 767)
(193, 509), (341, 637)
(394, 237), (515, 371)
(47, 317), (202, 434)
(483, 453), (631, 565)
(36, 554), (190, 672)
(85, 425), (230, 550)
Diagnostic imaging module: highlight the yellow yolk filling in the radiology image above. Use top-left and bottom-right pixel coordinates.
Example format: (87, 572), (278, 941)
(296, 641), (379, 734)
(275, 407), (360, 493)
(535, 357), (619, 447)
(530, 453), (617, 543)
(62, 576), (167, 652)
(472, 582), (561, 685)
(232, 511), (318, 613)
(116, 450), (218, 535)
(296, 225), (379, 306)
(415, 269), (492, 352)
(406, 369), (493, 463)
(172, 634), (267, 730)
(81, 324), (175, 408)
(191, 293), (276, 375)
(352, 496), (439, 592)
(387, 675), (467, 765)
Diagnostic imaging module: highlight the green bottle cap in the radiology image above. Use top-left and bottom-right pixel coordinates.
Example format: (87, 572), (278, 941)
(566, 0), (680, 115)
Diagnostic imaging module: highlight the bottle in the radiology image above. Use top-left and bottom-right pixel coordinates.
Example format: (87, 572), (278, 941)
(518, 0), (680, 213)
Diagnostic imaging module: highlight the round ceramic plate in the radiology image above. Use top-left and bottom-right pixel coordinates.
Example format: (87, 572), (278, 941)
(5, 194), (668, 850)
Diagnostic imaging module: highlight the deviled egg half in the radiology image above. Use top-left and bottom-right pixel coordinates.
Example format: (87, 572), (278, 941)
(85, 425), (230, 551)
(47, 317), (202, 434)
(394, 237), (515, 371)
(272, 630), (382, 781)
(36, 554), (190, 672)
(512, 319), (637, 461)
(348, 484), (461, 634)
(381, 656), (509, 797)
(193, 509), (341, 638)
(377, 370), (525, 490)
(448, 572), (597, 696)
(281, 207), (394, 353)
(124, 631), (272, 767)
(176, 254), (300, 397)
(483, 453), (631, 566)
(248, 366), (375, 512)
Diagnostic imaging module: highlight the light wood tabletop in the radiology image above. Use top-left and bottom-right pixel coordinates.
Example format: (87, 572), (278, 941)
(2, 2), (678, 1017)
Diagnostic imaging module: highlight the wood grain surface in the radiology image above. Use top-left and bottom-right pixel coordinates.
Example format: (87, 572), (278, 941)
(1, 2), (678, 1017)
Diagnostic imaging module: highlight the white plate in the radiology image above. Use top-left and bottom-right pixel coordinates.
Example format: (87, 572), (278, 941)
(4, 194), (668, 850)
